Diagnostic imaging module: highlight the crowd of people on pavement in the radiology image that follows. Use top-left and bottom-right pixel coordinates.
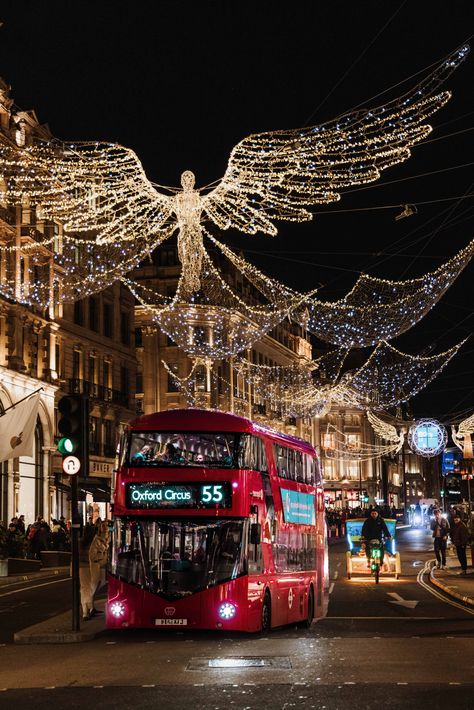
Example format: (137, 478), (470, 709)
(0, 515), (71, 559)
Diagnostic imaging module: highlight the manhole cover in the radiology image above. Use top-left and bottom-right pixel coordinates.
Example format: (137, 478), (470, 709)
(187, 656), (292, 670)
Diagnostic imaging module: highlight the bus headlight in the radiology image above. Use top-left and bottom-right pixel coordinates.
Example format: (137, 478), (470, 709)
(109, 601), (126, 618)
(218, 602), (236, 620)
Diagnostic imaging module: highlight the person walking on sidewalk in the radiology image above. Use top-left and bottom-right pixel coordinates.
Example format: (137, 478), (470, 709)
(88, 520), (110, 616)
(79, 523), (97, 621)
(450, 513), (469, 575)
(430, 509), (450, 569)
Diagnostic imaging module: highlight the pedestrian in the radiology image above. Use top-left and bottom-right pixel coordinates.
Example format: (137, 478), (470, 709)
(6, 522), (24, 558)
(88, 520), (110, 616)
(450, 513), (469, 575)
(79, 523), (97, 621)
(16, 515), (25, 535)
(430, 509), (450, 569)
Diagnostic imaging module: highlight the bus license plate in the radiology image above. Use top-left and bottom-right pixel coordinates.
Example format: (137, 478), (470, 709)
(155, 618), (188, 626)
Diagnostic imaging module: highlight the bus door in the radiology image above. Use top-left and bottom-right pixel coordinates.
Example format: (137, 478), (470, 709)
(247, 497), (265, 630)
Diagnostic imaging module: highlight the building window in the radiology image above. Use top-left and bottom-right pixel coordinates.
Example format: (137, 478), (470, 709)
(346, 434), (361, 452)
(194, 364), (207, 392)
(55, 343), (61, 378)
(89, 297), (99, 332)
(134, 327), (142, 347)
(103, 419), (115, 457)
(321, 432), (336, 451)
(103, 360), (111, 389)
(73, 350), (81, 380)
(120, 366), (129, 394)
(74, 300), (84, 326)
(88, 355), (96, 384)
(89, 416), (100, 455)
(347, 461), (360, 481)
(103, 303), (113, 338)
(120, 311), (130, 345)
(136, 372), (143, 394)
(167, 363), (179, 392)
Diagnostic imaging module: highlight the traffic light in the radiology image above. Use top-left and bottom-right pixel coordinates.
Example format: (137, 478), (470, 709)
(362, 491), (369, 503)
(57, 394), (89, 476)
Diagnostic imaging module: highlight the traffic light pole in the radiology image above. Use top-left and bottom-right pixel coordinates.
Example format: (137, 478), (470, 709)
(70, 474), (81, 632)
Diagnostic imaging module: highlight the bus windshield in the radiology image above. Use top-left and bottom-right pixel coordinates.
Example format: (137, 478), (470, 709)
(110, 517), (246, 600)
(126, 432), (238, 467)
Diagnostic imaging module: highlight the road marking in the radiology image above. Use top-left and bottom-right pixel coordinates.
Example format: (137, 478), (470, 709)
(325, 616), (445, 620)
(387, 592), (419, 609)
(0, 578), (69, 599)
(333, 571), (339, 580)
(329, 583), (335, 595)
(417, 561), (474, 616)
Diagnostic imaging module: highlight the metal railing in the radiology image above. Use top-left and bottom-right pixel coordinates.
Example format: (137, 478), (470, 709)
(68, 378), (129, 408)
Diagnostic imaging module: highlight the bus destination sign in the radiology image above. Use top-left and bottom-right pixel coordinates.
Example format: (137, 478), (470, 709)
(126, 482), (232, 509)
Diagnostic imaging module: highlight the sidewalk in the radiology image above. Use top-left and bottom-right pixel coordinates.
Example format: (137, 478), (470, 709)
(429, 548), (474, 607)
(0, 566), (70, 587)
(14, 598), (106, 644)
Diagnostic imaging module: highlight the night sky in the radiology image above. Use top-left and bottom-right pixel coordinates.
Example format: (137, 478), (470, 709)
(1, 1), (473, 423)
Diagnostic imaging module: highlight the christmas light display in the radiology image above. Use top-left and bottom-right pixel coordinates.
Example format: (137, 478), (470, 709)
(451, 412), (474, 457)
(0, 44), (468, 296)
(346, 340), (466, 408)
(301, 239), (474, 346)
(367, 410), (405, 451)
(232, 348), (348, 419)
(211, 233), (474, 348)
(323, 421), (403, 462)
(125, 246), (313, 359)
(408, 418), (448, 457)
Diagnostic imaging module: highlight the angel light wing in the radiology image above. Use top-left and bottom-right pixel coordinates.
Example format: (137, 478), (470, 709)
(203, 44), (469, 234)
(0, 139), (175, 246)
(367, 410), (404, 449)
(452, 412), (474, 452)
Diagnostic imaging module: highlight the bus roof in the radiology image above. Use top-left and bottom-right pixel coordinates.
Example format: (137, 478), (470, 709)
(127, 408), (316, 455)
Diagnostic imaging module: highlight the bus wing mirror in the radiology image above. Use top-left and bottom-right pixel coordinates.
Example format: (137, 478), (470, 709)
(250, 523), (261, 545)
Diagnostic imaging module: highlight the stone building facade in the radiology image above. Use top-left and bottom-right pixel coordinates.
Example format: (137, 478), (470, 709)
(0, 79), (136, 528)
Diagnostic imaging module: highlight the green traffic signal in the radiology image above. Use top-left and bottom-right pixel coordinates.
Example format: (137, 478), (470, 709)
(57, 437), (77, 455)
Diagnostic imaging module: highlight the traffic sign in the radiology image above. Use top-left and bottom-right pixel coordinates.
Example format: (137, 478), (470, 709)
(62, 455), (81, 475)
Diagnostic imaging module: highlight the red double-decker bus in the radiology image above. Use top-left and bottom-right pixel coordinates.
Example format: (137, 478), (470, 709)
(107, 408), (327, 632)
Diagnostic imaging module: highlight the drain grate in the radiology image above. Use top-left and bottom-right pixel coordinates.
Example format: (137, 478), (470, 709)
(187, 656), (292, 670)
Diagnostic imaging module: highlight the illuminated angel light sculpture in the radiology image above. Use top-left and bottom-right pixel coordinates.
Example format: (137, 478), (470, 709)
(0, 44), (469, 297)
(342, 339), (466, 409)
(232, 347), (349, 420)
(212, 234), (474, 348)
(452, 411), (474, 458)
(124, 247), (314, 359)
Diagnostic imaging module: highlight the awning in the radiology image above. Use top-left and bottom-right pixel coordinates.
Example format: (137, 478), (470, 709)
(77, 477), (111, 502)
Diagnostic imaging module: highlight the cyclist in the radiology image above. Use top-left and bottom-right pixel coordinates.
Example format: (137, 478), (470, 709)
(361, 509), (392, 568)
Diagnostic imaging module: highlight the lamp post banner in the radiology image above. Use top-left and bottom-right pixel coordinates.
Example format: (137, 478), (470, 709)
(0, 392), (40, 463)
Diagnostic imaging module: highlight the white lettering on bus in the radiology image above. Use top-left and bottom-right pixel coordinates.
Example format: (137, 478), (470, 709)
(131, 488), (192, 503)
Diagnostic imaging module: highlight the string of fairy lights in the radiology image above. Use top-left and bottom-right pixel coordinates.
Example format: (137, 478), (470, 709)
(0, 43), (471, 467)
(0, 44), (469, 300)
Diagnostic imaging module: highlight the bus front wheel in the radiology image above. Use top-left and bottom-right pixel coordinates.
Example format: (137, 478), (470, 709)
(261, 591), (272, 632)
(303, 586), (314, 628)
